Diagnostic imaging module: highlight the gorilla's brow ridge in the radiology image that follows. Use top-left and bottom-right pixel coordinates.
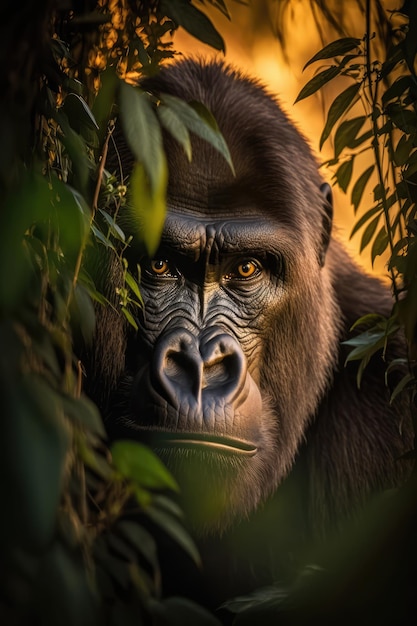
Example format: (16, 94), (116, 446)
(161, 213), (287, 262)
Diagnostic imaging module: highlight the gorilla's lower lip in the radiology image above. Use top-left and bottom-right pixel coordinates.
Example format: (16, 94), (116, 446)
(152, 432), (258, 457)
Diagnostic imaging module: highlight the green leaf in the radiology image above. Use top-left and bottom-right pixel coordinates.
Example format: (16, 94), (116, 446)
(371, 226), (389, 266)
(121, 306), (138, 330)
(91, 223), (116, 251)
(385, 356), (408, 374)
(189, 100), (235, 173)
(333, 158), (354, 193)
(106, 532), (137, 562)
(160, 0), (225, 51)
(381, 75), (413, 107)
(70, 283), (96, 344)
(133, 33), (150, 67)
(119, 81), (165, 194)
(117, 520), (159, 571)
(0, 172), (52, 310)
(61, 394), (106, 438)
(398, 272), (417, 343)
(390, 237), (408, 258)
(373, 183), (384, 202)
(98, 208), (126, 242)
(350, 313), (387, 331)
(351, 164), (375, 212)
(380, 43), (404, 78)
(344, 329), (385, 349)
(62, 92), (99, 133)
(152, 493), (184, 518)
(390, 372), (414, 404)
(124, 269), (143, 306)
(295, 66), (341, 103)
(386, 104), (417, 135)
(344, 326), (386, 387)
(349, 128), (373, 150)
(405, 152), (417, 177)
(319, 82), (361, 150)
(47, 178), (91, 258)
(35, 540), (97, 625)
(334, 116), (366, 158)
(92, 66), (119, 132)
(94, 539), (132, 590)
(80, 441), (113, 480)
(350, 204), (381, 239)
(111, 440), (179, 492)
(161, 94), (234, 173)
(0, 374), (67, 552)
(360, 214), (380, 252)
(146, 505), (201, 565)
(129, 160), (167, 256)
(303, 37), (362, 70)
(92, 66), (118, 138)
(157, 103), (192, 161)
(79, 267), (111, 307)
(394, 134), (414, 166)
(56, 111), (92, 192)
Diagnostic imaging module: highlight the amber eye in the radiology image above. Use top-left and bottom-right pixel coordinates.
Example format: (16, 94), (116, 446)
(236, 260), (259, 278)
(224, 260), (261, 281)
(150, 259), (170, 275)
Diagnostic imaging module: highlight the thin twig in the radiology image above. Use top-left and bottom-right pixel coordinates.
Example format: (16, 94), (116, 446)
(365, 0), (399, 301)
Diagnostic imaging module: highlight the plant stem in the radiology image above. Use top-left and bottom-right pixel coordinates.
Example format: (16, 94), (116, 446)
(66, 124), (113, 311)
(365, 0), (399, 301)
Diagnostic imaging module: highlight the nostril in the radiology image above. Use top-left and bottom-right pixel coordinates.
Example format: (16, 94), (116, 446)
(153, 329), (202, 407)
(202, 356), (232, 388)
(200, 334), (247, 401)
(165, 350), (196, 382)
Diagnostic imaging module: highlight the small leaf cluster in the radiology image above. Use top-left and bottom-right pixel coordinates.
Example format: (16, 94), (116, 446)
(65, 0), (229, 94)
(296, 3), (417, 404)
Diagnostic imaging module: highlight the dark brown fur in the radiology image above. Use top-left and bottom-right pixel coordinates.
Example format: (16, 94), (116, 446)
(86, 59), (414, 608)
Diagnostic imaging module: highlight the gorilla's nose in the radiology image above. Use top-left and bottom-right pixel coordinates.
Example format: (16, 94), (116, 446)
(153, 328), (246, 411)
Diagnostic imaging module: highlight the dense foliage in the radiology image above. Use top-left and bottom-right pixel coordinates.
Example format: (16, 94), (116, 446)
(296, 2), (417, 410)
(0, 1), (233, 624)
(1, 0), (416, 624)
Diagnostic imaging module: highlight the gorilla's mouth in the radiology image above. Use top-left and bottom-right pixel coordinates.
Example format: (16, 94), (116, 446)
(151, 431), (258, 457)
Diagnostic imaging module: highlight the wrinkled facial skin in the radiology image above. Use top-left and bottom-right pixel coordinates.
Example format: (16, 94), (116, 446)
(113, 196), (338, 533)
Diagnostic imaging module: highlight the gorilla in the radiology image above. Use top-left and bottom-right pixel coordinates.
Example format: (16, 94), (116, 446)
(88, 60), (414, 607)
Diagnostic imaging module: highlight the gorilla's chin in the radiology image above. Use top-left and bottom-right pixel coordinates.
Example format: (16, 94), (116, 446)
(155, 446), (261, 535)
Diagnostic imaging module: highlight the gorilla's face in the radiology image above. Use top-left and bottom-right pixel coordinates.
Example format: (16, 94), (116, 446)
(107, 61), (340, 533)
(116, 196), (338, 532)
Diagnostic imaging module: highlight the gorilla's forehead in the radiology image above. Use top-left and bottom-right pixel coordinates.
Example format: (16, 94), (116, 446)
(167, 169), (300, 228)
(160, 209), (295, 262)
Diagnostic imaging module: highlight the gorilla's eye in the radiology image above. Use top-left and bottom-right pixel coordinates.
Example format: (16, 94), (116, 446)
(224, 260), (261, 281)
(150, 259), (171, 275)
(237, 261), (258, 278)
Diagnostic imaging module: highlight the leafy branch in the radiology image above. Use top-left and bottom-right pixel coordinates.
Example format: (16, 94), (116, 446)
(0, 2), (234, 624)
(296, 1), (417, 402)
